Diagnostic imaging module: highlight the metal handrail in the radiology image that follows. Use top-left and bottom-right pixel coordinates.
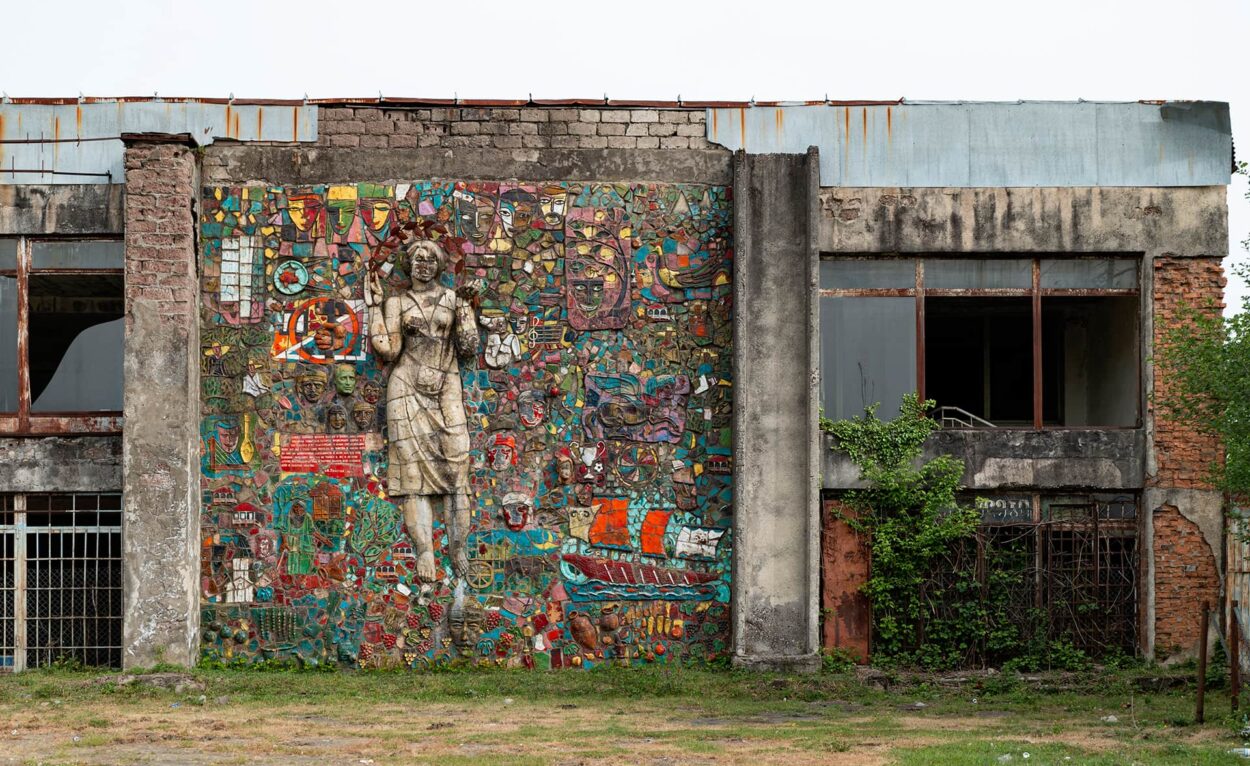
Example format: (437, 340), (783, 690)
(935, 406), (997, 429)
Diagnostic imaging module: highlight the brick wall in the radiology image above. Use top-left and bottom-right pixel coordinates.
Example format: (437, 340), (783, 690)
(316, 106), (715, 152)
(1150, 255), (1226, 658)
(1152, 505), (1221, 654)
(123, 142), (197, 328)
(1150, 256), (1225, 490)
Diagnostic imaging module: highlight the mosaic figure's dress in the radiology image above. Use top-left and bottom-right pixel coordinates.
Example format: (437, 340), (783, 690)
(381, 285), (478, 496)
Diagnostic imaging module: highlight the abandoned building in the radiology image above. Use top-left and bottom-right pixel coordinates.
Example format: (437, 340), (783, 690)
(0, 97), (1234, 671)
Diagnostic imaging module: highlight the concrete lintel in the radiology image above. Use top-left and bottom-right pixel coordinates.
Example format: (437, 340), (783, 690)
(731, 148), (822, 671)
(202, 146), (733, 187)
(0, 436), (122, 493)
(823, 429), (1146, 491)
(0, 184), (124, 235)
(819, 186), (1228, 257)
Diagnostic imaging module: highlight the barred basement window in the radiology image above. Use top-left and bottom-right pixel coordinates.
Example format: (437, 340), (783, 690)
(0, 493), (123, 672)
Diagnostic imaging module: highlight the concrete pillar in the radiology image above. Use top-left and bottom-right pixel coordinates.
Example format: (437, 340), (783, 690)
(121, 136), (201, 668)
(731, 149), (822, 671)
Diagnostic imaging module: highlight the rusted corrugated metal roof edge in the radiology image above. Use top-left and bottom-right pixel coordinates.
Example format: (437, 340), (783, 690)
(3, 97), (1231, 117)
(2, 96), (902, 108)
(9, 96), (1221, 109)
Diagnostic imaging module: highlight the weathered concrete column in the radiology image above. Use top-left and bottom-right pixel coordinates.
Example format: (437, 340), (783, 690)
(121, 136), (201, 668)
(731, 148), (822, 671)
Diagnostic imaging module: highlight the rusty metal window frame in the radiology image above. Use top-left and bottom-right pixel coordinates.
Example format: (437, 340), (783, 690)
(0, 236), (124, 436)
(819, 255), (1142, 430)
(0, 492), (124, 672)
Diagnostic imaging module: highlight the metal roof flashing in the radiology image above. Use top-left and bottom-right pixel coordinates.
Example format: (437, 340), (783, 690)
(705, 101), (1233, 188)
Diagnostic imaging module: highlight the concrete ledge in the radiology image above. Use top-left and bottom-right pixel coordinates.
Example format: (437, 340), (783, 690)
(818, 186), (1228, 256)
(732, 653), (823, 674)
(203, 146), (733, 186)
(0, 436), (122, 493)
(824, 428), (1145, 490)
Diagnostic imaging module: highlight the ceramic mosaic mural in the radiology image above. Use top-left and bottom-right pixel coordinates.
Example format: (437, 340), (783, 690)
(197, 181), (733, 668)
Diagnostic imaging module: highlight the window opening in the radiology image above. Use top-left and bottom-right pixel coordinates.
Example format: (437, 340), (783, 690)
(924, 297), (1033, 425)
(0, 238), (123, 433)
(820, 256), (1140, 428)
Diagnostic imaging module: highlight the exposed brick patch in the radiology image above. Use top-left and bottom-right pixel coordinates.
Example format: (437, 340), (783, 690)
(314, 106), (715, 152)
(123, 142), (196, 332)
(1152, 504), (1220, 655)
(1150, 256), (1226, 490)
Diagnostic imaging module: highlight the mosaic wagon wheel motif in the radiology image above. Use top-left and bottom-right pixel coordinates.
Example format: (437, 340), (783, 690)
(465, 559), (495, 590)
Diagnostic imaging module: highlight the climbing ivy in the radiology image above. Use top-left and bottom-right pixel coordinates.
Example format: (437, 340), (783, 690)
(823, 394), (1101, 670)
(823, 394), (979, 667)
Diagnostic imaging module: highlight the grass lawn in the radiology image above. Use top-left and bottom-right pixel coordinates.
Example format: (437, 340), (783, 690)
(1, 665), (1248, 765)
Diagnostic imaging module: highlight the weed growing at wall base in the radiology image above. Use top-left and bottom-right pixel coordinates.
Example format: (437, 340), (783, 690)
(824, 394), (1111, 670)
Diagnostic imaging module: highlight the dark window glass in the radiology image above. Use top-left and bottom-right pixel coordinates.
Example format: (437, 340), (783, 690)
(820, 258), (915, 289)
(925, 258), (1032, 289)
(820, 296), (916, 420)
(0, 239), (15, 270)
(0, 273), (15, 413)
(28, 274), (124, 412)
(1041, 259), (1137, 289)
(0, 240), (15, 413)
(31, 241), (123, 270)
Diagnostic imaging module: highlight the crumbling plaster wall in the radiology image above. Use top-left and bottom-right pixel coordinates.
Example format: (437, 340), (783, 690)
(819, 185), (1229, 659)
(0, 184), (124, 496)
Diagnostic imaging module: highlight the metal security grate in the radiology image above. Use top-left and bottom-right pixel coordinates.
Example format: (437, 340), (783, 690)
(1, 495), (14, 671)
(0, 493), (123, 671)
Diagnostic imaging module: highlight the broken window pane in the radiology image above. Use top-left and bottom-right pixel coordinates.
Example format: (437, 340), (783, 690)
(1041, 258), (1137, 289)
(820, 258), (915, 289)
(820, 296), (916, 420)
(925, 258), (1032, 289)
(0, 240), (16, 414)
(28, 274), (124, 412)
(31, 241), (123, 270)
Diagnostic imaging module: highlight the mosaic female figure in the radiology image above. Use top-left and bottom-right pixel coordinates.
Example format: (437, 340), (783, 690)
(364, 239), (479, 582)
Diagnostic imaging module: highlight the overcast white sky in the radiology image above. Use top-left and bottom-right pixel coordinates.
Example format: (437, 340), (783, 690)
(2, 0), (1246, 307)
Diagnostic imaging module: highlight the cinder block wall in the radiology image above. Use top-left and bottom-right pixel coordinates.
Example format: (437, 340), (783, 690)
(315, 106), (714, 152)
